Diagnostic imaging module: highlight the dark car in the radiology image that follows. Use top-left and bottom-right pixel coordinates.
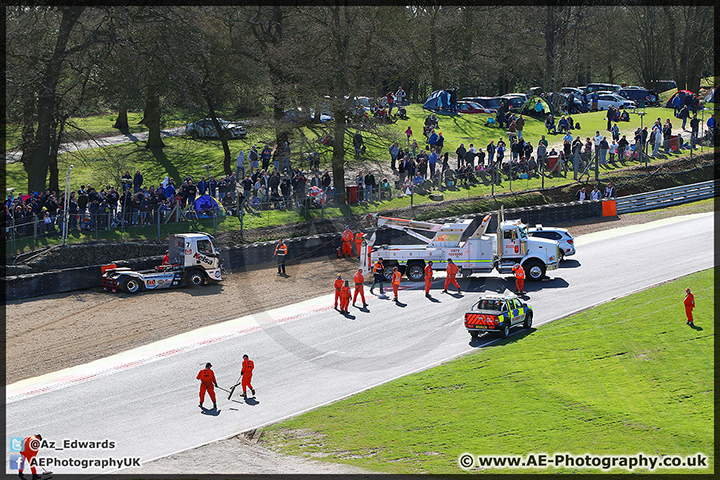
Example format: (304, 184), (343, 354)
(498, 94), (526, 111)
(461, 96), (502, 113)
(617, 87), (659, 107)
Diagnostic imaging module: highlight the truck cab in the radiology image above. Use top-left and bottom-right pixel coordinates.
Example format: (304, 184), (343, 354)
(102, 232), (222, 294)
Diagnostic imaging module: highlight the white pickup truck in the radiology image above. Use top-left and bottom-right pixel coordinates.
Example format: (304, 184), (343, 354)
(361, 207), (560, 281)
(102, 233), (222, 294)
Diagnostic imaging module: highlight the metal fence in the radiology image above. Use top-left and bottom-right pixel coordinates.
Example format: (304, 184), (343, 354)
(614, 180), (717, 214)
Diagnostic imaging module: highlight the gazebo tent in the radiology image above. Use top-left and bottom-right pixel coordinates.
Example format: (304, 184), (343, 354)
(194, 194), (225, 215)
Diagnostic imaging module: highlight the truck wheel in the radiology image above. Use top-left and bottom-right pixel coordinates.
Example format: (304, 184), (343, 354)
(559, 250), (565, 262)
(382, 262), (398, 281)
(406, 262), (425, 281)
(524, 311), (533, 329)
(123, 277), (142, 294)
(188, 269), (206, 287)
(523, 260), (546, 281)
(500, 321), (511, 339)
(470, 331), (479, 340)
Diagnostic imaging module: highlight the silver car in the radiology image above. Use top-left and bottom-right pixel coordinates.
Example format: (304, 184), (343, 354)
(186, 118), (247, 139)
(528, 225), (576, 261)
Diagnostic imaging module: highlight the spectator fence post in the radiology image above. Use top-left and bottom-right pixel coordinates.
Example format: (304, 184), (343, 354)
(33, 214), (38, 249)
(157, 209), (161, 243)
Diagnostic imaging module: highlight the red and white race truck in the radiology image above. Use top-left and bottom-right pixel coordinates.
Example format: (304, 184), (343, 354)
(361, 207), (560, 281)
(102, 233), (223, 294)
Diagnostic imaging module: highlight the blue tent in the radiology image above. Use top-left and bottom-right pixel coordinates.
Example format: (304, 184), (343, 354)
(193, 194), (225, 216)
(423, 90), (452, 112)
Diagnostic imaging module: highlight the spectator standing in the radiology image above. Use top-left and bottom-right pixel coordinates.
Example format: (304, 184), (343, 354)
(405, 126), (412, 144)
(689, 114), (700, 147)
(260, 144), (272, 171)
(121, 170), (132, 193)
(249, 145), (259, 174)
(672, 93), (682, 116)
(428, 148), (438, 178)
(617, 135), (629, 161)
(606, 105), (615, 131)
(707, 114), (715, 143)
(282, 141), (291, 174)
(604, 182), (615, 198)
(455, 143), (466, 169)
(576, 186), (586, 201)
(590, 185), (601, 200)
(208, 175), (217, 198)
(133, 170), (143, 194)
(197, 176), (208, 196)
(236, 150), (245, 180)
(389, 142), (399, 170)
(486, 141), (495, 166)
(364, 171), (375, 202)
(353, 131), (364, 159)
(678, 104), (689, 131)
(599, 136), (609, 165)
(662, 119), (672, 153)
(515, 114), (525, 139)
(435, 132), (445, 154)
(611, 123), (620, 142)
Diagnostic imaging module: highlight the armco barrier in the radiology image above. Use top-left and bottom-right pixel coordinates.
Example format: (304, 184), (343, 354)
(0, 198), (610, 301)
(615, 180), (717, 214)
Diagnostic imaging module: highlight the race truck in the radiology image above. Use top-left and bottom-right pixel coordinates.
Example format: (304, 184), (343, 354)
(102, 233), (223, 294)
(360, 206), (560, 281)
(464, 290), (533, 339)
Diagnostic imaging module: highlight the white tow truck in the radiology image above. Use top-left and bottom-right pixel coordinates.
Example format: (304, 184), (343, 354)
(102, 233), (223, 294)
(360, 207), (560, 281)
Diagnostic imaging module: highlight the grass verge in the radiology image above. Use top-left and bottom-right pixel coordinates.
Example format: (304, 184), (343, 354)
(263, 269), (714, 474)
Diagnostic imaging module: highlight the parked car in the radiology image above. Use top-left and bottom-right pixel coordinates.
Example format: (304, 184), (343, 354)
(461, 96), (501, 113)
(528, 225), (575, 261)
(561, 87), (584, 97)
(596, 93), (636, 111)
(586, 83), (621, 94)
(185, 118), (247, 139)
(559, 92), (587, 113)
(617, 87), (659, 107)
(457, 100), (494, 114)
(648, 80), (677, 93)
(284, 107), (332, 124)
(500, 93), (527, 111)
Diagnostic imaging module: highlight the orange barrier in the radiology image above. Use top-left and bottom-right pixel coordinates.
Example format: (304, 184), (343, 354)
(602, 200), (616, 217)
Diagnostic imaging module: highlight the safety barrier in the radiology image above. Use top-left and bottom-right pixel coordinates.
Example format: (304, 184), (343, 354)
(614, 180), (717, 214)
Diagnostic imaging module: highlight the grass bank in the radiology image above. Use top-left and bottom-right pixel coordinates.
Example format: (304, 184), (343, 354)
(263, 269), (714, 474)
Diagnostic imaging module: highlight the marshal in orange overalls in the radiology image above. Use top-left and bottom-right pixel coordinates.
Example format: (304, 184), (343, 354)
(339, 282), (352, 312)
(353, 270), (366, 306)
(334, 276), (344, 308)
(19, 434), (42, 477)
(512, 264), (525, 294)
(341, 227), (354, 257)
(197, 364), (218, 407)
(354, 231), (364, 256)
(444, 260), (461, 293)
(241, 355), (254, 396)
(424, 262), (433, 295)
(392, 269), (402, 301)
(684, 289), (695, 325)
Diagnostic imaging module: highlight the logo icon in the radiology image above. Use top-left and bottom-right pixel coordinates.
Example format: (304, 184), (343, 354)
(9, 437), (24, 452)
(9, 454), (24, 471)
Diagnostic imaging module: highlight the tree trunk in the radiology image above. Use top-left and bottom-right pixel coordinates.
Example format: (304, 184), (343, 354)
(25, 6), (85, 194)
(331, 113), (347, 204)
(205, 92), (232, 175)
(113, 103), (129, 131)
(48, 118), (63, 194)
(142, 89), (165, 149)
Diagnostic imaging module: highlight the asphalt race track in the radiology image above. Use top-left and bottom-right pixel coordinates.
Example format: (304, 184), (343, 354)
(6, 212), (713, 475)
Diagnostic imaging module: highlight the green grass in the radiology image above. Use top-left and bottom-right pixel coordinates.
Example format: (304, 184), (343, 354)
(264, 269), (714, 474)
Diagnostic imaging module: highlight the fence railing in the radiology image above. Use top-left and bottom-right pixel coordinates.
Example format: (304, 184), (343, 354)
(614, 180), (717, 214)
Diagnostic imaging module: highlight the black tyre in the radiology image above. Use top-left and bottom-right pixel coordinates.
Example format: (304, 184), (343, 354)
(523, 259), (546, 281)
(188, 269), (206, 287)
(406, 262), (425, 281)
(123, 276), (142, 294)
(470, 330), (479, 340)
(500, 320), (511, 339)
(382, 262), (399, 281)
(524, 311), (533, 329)
(559, 250), (565, 262)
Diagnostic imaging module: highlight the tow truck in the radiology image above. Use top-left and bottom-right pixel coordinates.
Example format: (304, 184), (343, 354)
(464, 290), (533, 339)
(361, 206), (560, 281)
(102, 233), (222, 294)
